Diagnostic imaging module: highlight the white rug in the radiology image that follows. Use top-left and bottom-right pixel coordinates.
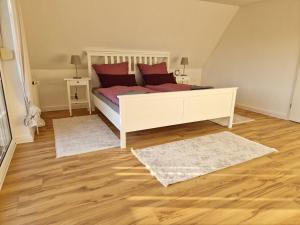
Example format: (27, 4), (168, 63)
(132, 131), (277, 187)
(53, 115), (119, 158)
(211, 114), (254, 127)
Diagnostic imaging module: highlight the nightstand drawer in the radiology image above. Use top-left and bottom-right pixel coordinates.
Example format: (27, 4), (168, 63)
(176, 76), (190, 84)
(68, 79), (88, 86)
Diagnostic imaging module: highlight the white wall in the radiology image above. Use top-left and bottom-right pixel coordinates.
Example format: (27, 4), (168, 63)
(0, 0), (33, 143)
(19, 0), (238, 111)
(202, 0), (300, 119)
(20, 0), (238, 70)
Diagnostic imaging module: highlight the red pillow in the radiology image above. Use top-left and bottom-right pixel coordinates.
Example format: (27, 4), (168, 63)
(97, 74), (137, 88)
(92, 62), (129, 75)
(143, 73), (177, 85)
(137, 62), (168, 75)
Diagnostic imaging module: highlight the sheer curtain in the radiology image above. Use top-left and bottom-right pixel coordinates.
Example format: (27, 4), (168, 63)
(8, 0), (44, 130)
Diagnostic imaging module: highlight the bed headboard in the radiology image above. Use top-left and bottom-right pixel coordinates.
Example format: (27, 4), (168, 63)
(84, 48), (170, 88)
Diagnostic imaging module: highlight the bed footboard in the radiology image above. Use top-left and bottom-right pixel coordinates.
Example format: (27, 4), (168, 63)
(118, 88), (238, 148)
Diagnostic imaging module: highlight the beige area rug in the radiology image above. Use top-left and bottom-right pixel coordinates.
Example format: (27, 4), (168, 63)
(211, 114), (254, 127)
(53, 115), (119, 158)
(132, 132), (277, 187)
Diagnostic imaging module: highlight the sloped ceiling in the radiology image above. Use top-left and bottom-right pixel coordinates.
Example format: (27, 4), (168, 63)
(20, 0), (239, 69)
(202, 0), (263, 6)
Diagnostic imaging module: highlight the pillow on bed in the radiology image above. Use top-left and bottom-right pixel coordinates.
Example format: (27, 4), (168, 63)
(142, 73), (177, 85)
(137, 62), (168, 75)
(97, 74), (137, 88)
(92, 62), (129, 75)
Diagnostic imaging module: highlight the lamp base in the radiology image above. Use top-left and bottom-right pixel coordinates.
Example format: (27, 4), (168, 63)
(73, 76), (82, 79)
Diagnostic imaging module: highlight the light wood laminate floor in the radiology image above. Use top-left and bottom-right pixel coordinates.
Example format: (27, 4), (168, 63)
(1, 108), (300, 225)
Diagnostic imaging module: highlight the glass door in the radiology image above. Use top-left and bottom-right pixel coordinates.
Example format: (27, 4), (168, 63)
(0, 72), (12, 166)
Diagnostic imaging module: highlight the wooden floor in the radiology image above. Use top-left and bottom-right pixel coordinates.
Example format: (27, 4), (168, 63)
(1, 109), (300, 225)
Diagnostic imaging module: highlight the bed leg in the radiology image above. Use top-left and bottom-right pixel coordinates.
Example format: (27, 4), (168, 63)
(228, 115), (234, 129)
(120, 131), (126, 149)
(228, 88), (237, 129)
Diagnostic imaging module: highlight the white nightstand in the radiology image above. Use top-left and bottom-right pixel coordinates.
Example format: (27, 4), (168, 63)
(64, 78), (91, 116)
(176, 75), (190, 84)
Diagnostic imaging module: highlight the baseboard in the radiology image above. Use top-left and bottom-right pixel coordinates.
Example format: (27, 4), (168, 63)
(236, 103), (289, 120)
(42, 104), (88, 112)
(0, 141), (17, 190)
(15, 133), (34, 144)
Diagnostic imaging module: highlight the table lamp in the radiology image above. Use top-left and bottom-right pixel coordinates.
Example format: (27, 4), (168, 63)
(71, 55), (81, 79)
(181, 57), (189, 76)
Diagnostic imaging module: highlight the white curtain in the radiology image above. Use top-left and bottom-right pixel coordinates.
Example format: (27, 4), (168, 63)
(7, 0), (44, 129)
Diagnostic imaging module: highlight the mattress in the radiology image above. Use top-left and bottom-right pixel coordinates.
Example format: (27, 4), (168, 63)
(92, 85), (214, 114)
(92, 88), (120, 113)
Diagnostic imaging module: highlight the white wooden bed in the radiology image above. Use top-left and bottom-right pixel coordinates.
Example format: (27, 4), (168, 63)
(85, 49), (238, 148)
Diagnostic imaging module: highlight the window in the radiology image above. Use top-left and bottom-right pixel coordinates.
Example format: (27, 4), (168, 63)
(0, 72), (12, 166)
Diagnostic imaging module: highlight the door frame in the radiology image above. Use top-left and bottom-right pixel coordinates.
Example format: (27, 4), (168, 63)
(0, 60), (16, 190)
(0, 140), (16, 190)
(289, 45), (300, 122)
(289, 75), (299, 122)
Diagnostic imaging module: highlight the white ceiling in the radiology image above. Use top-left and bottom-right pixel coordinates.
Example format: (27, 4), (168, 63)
(202, 0), (264, 6)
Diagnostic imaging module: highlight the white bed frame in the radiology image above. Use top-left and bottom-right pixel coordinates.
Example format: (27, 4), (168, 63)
(86, 49), (238, 148)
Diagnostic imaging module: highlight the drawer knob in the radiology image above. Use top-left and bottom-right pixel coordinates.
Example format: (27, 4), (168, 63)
(77, 81), (79, 84)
